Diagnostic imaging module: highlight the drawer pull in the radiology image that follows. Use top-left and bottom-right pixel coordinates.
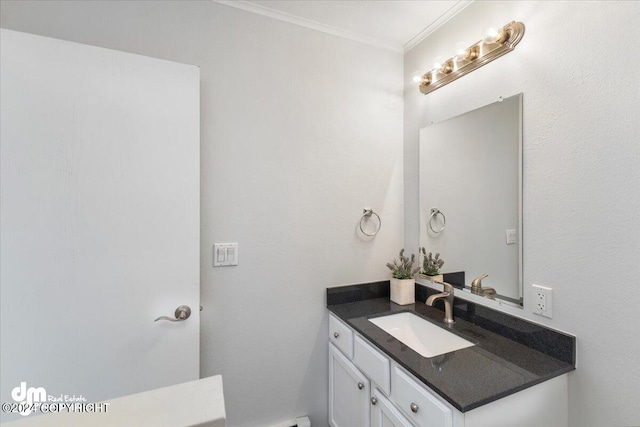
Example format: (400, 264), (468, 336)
(371, 396), (378, 405)
(410, 402), (419, 413)
(358, 382), (364, 390)
(333, 332), (340, 338)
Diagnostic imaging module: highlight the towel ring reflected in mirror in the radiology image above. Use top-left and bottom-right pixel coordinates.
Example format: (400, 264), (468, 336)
(359, 209), (381, 236)
(429, 208), (446, 234)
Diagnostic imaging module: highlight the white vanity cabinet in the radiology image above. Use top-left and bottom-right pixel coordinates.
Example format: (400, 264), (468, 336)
(329, 314), (412, 427)
(329, 343), (371, 427)
(330, 312), (354, 358)
(391, 366), (454, 427)
(371, 388), (414, 427)
(328, 312), (569, 427)
(353, 335), (391, 395)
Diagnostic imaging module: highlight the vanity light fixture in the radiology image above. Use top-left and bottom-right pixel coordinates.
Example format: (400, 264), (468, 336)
(417, 21), (525, 95)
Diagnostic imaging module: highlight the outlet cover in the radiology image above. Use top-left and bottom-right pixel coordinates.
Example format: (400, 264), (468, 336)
(532, 284), (553, 318)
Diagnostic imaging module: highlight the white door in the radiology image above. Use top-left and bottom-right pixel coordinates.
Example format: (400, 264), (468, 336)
(0, 29), (200, 422)
(329, 343), (371, 427)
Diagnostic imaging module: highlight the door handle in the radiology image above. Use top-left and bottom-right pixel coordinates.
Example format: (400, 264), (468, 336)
(155, 305), (191, 322)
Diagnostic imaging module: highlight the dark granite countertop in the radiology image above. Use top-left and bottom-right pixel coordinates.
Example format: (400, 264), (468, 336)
(327, 282), (575, 413)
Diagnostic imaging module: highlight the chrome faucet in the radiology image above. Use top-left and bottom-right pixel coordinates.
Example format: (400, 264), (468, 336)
(470, 274), (496, 297)
(426, 281), (455, 323)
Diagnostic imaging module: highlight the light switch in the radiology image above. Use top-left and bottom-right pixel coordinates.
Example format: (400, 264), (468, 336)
(506, 229), (517, 245)
(213, 243), (238, 267)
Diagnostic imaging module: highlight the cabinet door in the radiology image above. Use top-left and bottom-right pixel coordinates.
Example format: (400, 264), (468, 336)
(371, 389), (415, 427)
(330, 313), (354, 358)
(391, 367), (452, 427)
(329, 343), (371, 427)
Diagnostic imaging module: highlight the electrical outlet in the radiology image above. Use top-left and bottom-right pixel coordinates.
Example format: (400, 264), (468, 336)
(532, 284), (553, 318)
(536, 291), (547, 311)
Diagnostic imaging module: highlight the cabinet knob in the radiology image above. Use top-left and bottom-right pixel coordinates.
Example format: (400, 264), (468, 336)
(357, 382), (364, 390)
(371, 396), (378, 405)
(410, 402), (419, 413)
(333, 332), (340, 338)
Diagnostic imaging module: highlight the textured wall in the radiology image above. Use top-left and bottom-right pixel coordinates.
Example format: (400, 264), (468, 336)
(0, 2), (403, 426)
(404, 2), (640, 426)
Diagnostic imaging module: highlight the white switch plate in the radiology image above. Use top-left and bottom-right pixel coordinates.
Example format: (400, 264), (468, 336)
(532, 284), (553, 318)
(213, 243), (238, 267)
(506, 229), (517, 245)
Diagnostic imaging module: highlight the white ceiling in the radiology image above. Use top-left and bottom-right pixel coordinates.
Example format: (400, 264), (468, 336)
(215, 0), (472, 53)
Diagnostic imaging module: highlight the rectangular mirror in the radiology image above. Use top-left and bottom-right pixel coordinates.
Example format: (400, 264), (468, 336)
(419, 93), (523, 306)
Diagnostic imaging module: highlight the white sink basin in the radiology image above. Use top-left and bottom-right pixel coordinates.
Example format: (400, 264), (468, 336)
(369, 312), (475, 357)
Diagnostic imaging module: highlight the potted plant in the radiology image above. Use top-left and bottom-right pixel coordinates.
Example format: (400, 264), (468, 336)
(386, 249), (420, 305)
(420, 247), (444, 282)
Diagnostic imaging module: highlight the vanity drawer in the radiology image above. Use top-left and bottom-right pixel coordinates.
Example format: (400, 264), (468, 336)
(392, 366), (452, 427)
(353, 335), (390, 395)
(329, 313), (354, 358)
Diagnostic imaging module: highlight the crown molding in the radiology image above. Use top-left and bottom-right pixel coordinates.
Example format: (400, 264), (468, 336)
(403, 0), (473, 53)
(213, 0), (403, 53)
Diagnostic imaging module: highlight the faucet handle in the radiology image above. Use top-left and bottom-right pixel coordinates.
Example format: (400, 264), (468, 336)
(442, 282), (455, 294)
(432, 280), (454, 294)
(470, 274), (489, 295)
(471, 274), (489, 287)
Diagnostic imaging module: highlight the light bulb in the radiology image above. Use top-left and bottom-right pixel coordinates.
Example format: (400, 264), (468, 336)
(453, 42), (468, 61)
(411, 71), (423, 83)
(432, 56), (444, 70)
(482, 27), (499, 44)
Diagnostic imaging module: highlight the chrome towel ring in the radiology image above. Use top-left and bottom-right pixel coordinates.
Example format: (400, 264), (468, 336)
(428, 208), (446, 234)
(359, 208), (381, 236)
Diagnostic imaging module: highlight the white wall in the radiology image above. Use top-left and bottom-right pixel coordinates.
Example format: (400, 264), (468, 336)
(0, 2), (404, 426)
(404, 2), (640, 426)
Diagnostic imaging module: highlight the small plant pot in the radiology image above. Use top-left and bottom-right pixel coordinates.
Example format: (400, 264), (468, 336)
(419, 273), (444, 283)
(390, 278), (415, 305)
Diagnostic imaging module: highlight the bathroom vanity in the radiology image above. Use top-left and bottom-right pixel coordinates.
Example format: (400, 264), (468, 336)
(327, 281), (575, 427)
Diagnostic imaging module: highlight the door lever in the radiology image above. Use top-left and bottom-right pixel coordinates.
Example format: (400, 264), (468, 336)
(155, 305), (191, 322)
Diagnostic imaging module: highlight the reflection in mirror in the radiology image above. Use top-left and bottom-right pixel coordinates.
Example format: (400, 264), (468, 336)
(419, 93), (523, 306)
